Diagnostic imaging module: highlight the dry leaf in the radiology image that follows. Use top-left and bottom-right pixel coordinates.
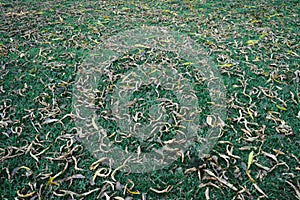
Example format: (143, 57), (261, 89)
(253, 183), (268, 198)
(206, 115), (214, 126)
(17, 190), (36, 198)
(150, 185), (173, 194)
(286, 181), (300, 200)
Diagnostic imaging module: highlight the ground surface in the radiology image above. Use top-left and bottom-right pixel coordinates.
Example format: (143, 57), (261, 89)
(0, 0), (299, 199)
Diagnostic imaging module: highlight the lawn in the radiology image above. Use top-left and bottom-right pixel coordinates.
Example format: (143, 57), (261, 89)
(0, 0), (299, 199)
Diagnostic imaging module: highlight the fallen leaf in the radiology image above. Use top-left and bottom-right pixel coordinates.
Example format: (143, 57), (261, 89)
(247, 151), (254, 170)
(17, 190), (36, 198)
(253, 183), (268, 197)
(150, 185), (173, 194)
(126, 188), (140, 195)
(219, 63), (233, 68)
(286, 181), (300, 199)
(246, 40), (259, 45)
(276, 104), (287, 111)
(206, 115), (214, 126)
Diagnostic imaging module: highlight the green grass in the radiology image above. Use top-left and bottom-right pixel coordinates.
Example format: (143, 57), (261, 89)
(0, 0), (299, 199)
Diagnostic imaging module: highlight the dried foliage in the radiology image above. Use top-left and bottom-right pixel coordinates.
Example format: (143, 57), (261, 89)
(0, 0), (299, 199)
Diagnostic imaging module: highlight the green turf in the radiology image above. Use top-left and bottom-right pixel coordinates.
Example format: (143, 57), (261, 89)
(0, 0), (299, 199)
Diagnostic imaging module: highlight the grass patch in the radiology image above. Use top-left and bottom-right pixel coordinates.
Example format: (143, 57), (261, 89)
(0, 0), (299, 199)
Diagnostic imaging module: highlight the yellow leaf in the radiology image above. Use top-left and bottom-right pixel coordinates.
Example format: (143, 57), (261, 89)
(47, 177), (60, 186)
(183, 62), (193, 66)
(103, 16), (110, 20)
(259, 34), (266, 39)
(246, 170), (255, 183)
(253, 56), (260, 61)
(273, 149), (285, 155)
(247, 151), (254, 170)
(287, 50), (299, 56)
(19, 166), (31, 171)
(46, 163), (68, 187)
(143, 6), (150, 10)
(247, 108), (254, 120)
(276, 105), (287, 111)
(219, 63), (233, 68)
(268, 13), (280, 19)
(126, 188), (140, 195)
(251, 19), (260, 23)
(262, 71), (269, 76)
(246, 40), (259, 45)
(162, 10), (177, 16)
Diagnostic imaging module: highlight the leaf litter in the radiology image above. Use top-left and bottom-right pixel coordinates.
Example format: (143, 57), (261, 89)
(0, 0), (299, 199)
